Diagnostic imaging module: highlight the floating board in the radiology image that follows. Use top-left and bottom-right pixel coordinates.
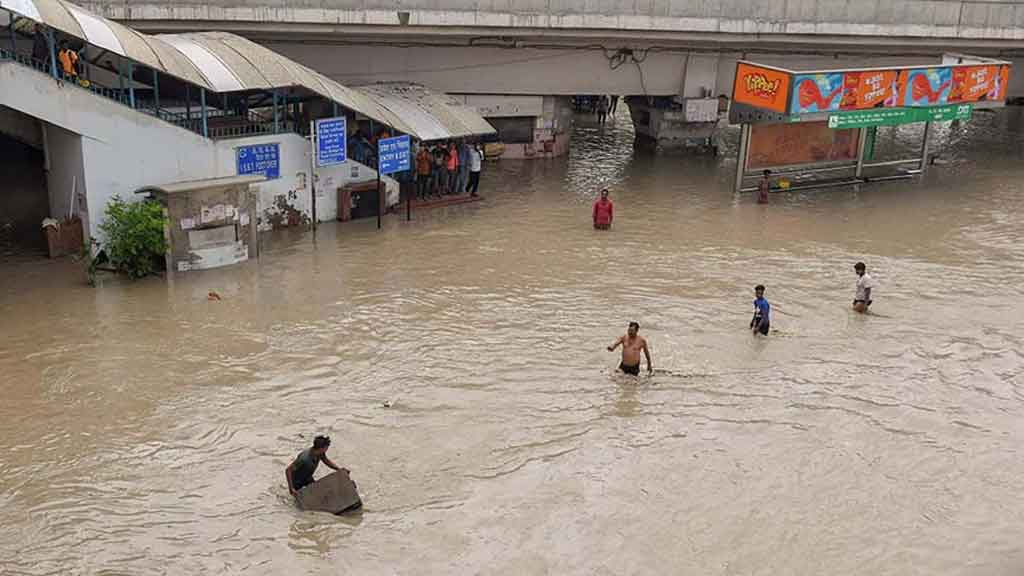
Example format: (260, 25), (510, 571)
(296, 471), (362, 514)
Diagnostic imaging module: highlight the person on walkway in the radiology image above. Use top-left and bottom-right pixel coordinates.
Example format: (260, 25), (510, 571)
(607, 322), (652, 375)
(58, 43), (78, 79)
(596, 96), (609, 124)
(609, 95), (619, 116)
(853, 262), (875, 313)
(750, 284), (771, 336)
(758, 170), (771, 204)
(593, 188), (614, 230)
(457, 140), (471, 195)
(467, 143), (483, 197)
(446, 141), (459, 195)
(286, 435), (347, 496)
(416, 144), (432, 200)
(432, 143), (447, 196)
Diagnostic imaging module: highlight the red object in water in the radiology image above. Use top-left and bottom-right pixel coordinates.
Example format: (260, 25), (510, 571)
(593, 199), (614, 227)
(797, 79), (842, 111)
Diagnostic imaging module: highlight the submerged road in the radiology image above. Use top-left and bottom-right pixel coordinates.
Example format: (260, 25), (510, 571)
(2, 109), (1024, 574)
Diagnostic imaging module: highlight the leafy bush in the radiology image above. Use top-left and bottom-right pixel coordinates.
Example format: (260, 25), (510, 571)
(96, 195), (167, 279)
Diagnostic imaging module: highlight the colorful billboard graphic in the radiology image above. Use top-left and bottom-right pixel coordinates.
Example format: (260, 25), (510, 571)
(747, 121), (860, 169)
(839, 70), (899, 110)
(733, 62), (791, 113)
(790, 73), (844, 114)
(948, 64), (1010, 103)
(898, 68), (953, 107)
(732, 59), (1010, 124)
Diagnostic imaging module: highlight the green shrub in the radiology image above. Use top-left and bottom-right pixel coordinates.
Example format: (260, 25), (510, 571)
(96, 195), (167, 279)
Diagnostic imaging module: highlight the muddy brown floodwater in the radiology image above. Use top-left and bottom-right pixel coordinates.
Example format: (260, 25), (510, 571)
(3, 108), (1024, 575)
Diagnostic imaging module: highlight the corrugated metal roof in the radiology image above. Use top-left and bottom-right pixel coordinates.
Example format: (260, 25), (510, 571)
(0, 0), (495, 141)
(358, 83), (497, 141)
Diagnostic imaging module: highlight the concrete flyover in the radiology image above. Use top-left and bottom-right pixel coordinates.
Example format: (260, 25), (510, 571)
(81, 0), (1024, 52)
(76, 0), (1024, 155)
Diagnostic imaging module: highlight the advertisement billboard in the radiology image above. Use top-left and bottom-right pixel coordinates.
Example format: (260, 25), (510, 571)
(747, 122), (860, 169)
(898, 68), (953, 107)
(733, 62), (791, 113)
(790, 73), (844, 114)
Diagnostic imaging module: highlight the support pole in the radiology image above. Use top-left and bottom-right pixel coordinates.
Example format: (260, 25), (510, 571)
(185, 84), (191, 122)
(272, 91), (279, 133)
(309, 120), (318, 231)
(152, 68), (159, 116)
(200, 88), (208, 138)
(332, 101), (338, 117)
(46, 27), (56, 78)
(127, 62), (135, 108)
(117, 59), (124, 101)
(9, 16), (17, 54)
(855, 127), (868, 179)
(734, 123), (751, 193)
(919, 121), (932, 176)
(376, 142), (382, 230)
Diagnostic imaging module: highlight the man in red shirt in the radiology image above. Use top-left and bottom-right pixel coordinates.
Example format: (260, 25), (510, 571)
(593, 189), (614, 230)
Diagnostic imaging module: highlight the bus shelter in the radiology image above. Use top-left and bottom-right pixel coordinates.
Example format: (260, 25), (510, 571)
(730, 54), (1012, 192)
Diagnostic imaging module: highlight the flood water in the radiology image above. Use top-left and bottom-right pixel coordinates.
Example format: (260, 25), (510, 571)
(3, 108), (1024, 575)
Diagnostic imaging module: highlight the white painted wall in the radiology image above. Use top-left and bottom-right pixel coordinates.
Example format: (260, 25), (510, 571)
(1, 61), (394, 240)
(44, 124), (86, 225)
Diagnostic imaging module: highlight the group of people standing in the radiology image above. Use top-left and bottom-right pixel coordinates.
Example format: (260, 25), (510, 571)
(415, 140), (484, 200)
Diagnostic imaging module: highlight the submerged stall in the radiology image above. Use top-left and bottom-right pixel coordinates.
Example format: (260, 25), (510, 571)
(730, 54), (1012, 192)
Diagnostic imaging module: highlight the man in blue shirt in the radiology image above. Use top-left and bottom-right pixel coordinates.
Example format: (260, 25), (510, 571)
(286, 435), (346, 496)
(750, 284), (770, 336)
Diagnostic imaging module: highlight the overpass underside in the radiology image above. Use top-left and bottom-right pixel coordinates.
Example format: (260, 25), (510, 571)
(75, 1), (1024, 155)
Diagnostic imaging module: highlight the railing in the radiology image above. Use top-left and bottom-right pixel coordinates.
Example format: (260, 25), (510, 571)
(1, 47), (305, 142)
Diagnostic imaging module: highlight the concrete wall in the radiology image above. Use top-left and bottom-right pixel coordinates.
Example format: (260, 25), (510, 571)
(83, 0), (1024, 43)
(44, 124), (86, 225)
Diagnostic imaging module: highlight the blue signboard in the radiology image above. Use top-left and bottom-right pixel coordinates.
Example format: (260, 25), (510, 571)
(378, 134), (411, 175)
(316, 117), (347, 167)
(236, 143), (280, 180)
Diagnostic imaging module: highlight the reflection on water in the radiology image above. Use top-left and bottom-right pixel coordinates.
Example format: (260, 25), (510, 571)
(2, 108), (1024, 575)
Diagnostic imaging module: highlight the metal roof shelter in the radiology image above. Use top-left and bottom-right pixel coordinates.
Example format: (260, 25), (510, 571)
(358, 83), (497, 142)
(0, 0), (495, 141)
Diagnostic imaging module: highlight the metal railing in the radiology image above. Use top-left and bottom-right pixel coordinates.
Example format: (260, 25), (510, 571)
(1, 47), (305, 142)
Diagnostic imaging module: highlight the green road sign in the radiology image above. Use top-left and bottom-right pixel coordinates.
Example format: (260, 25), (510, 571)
(826, 104), (972, 129)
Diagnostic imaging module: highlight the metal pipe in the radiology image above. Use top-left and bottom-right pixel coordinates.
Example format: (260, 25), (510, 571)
(127, 61), (135, 108)
(46, 27), (56, 78)
(739, 163), (857, 180)
(152, 68), (159, 116)
(200, 88), (208, 138)
(855, 127), (867, 178)
(309, 120), (317, 231)
(185, 84), (191, 121)
(9, 15), (16, 54)
(919, 121), (932, 176)
(861, 158), (923, 168)
(734, 123), (750, 193)
(272, 91), (279, 133)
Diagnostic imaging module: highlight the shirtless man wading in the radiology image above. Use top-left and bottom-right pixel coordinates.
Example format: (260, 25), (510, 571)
(607, 322), (653, 375)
